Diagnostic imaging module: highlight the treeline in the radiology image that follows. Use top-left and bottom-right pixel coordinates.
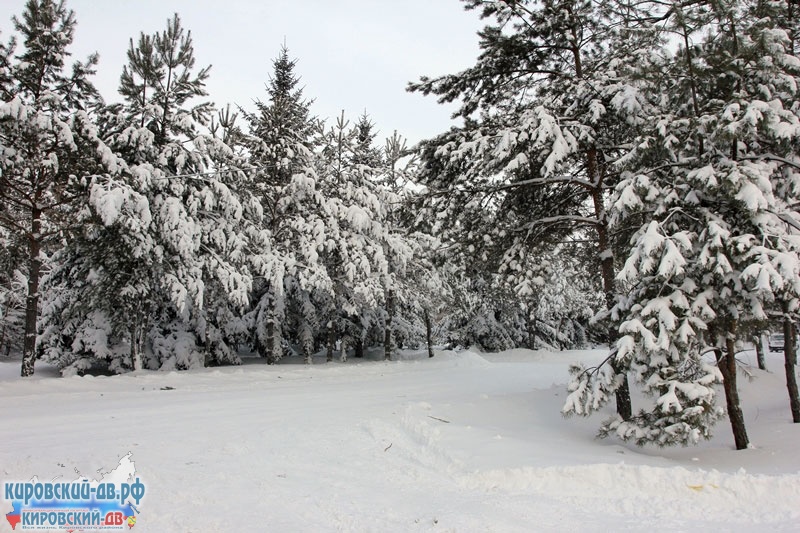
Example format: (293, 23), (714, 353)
(0, 1), (596, 380)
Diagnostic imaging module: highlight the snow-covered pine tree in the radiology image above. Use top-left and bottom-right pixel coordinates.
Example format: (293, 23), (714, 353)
(122, 14), (249, 370)
(414, 131), (535, 352)
(313, 111), (402, 362)
(411, 2), (658, 411)
(380, 130), (444, 357)
(763, 0), (800, 425)
(0, 230), (26, 357)
(0, 36), (24, 357)
(0, 0), (117, 376)
(278, 109), (432, 364)
(516, 248), (604, 350)
(314, 112), (373, 361)
(576, 220), (727, 446)
(40, 13), (252, 373)
(118, 14), (213, 146)
(605, 0), (800, 447)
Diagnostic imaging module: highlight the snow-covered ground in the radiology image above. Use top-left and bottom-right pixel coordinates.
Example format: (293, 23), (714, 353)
(1, 347), (798, 532)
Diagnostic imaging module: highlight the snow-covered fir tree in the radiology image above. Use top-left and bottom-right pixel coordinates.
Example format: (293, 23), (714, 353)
(241, 45), (323, 364)
(241, 47), (432, 365)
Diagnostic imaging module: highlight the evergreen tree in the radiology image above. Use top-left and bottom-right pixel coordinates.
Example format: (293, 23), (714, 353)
(380, 131), (444, 357)
(243, 45), (320, 363)
(118, 14), (212, 146)
(352, 112), (384, 169)
(245, 45), (315, 190)
(40, 13), (252, 373)
(0, 0), (114, 376)
(604, 0), (800, 447)
(0, 231), (26, 357)
(313, 112), (401, 362)
(411, 0), (664, 415)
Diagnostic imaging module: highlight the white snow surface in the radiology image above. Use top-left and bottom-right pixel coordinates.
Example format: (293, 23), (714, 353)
(1, 347), (798, 532)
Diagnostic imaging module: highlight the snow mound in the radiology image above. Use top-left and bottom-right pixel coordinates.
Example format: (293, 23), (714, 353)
(460, 464), (800, 526)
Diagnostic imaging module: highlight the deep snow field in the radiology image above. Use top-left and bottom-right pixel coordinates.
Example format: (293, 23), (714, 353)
(1, 347), (799, 532)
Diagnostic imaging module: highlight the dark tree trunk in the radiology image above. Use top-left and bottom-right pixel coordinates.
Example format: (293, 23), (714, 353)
(424, 309), (434, 358)
(572, 27), (630, 420)
(753, 333), (766, 371)
(354, 338), (364, 359)
(0, 322), (8, 357)
(21, 208), (42, 377)
(203, 319), (213, 368)
(265, 318), (276, 364)
(716, 336), (750, 450)
(782, 302), (800, 423)
(384, 291), (394, 361)
(130, 317), (144, 371)
(610, 358), (632, 420)
(265, 302), (280, 365)
(590, 176), (631, 421)
(326, 321), (335, 363)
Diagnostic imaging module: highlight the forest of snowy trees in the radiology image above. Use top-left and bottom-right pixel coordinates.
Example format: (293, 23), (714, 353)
(1, 0), (799, 449)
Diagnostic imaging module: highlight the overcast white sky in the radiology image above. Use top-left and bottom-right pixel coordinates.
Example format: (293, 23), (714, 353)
(1, 0), (484, 144)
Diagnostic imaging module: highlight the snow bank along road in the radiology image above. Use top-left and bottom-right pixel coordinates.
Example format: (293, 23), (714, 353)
(1, 348), (798, 531)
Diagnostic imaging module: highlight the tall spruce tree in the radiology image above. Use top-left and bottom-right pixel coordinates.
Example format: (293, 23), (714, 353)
(243, 45), (320, 363)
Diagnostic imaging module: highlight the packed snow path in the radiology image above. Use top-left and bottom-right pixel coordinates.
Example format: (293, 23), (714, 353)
(1, 349), (798, 531)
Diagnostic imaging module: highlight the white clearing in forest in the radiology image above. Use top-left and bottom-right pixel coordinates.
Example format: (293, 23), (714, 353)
(0, 347), (798, 532)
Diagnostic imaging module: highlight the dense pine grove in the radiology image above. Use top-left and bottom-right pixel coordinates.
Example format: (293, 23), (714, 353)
(1, 0), (799, 449)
